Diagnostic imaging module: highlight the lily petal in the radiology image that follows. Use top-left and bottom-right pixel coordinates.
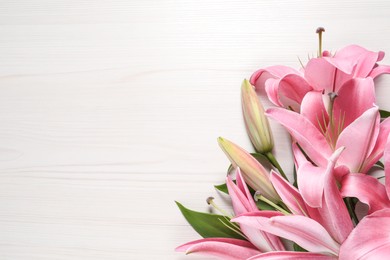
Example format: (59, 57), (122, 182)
(300, 91), (329, 132)
(266, 108), (332, 167)
(176, 238), (261, 260)
(339, 209), (390, 260)
(333, 78), (376, 129)
(369, 64), (390, 78)
(320, 148), (353, 243)
(336, 107), (380, 173)
(340, 173), (390, 214)
(384, 135), (390, 198)
(248, 251), (337, 260)
(360, 117), (390, 173)
(270, 170), (307, 215)
(233, 214), (340, 255)
(227, 169), (285, 252)
(297, 161), (326, 208)
(250, 65), (301, 88)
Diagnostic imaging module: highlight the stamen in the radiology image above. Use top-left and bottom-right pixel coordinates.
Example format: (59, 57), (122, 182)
(254, 192), (291, 215)
(316, 27), (325, 57)
(206, 196), (232, 217)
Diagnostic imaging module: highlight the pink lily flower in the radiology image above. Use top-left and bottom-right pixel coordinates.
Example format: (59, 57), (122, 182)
(267, 100), (390, 173)
(231, 148), (353, 259)
(176, 168), (285, 259)
(250, 45), (390, 110)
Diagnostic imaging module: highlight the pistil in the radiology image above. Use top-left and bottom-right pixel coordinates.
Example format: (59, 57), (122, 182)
(316, 27), (325, 57)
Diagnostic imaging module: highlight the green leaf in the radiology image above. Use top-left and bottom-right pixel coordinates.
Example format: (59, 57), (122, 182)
(175, 201), (245, 240)
(375, 160), (385, 169)
(293, 243), (308, 252)
(255, 200), (276, 211)
(214, 183), (229, 194)
(380, 109), (390, 120)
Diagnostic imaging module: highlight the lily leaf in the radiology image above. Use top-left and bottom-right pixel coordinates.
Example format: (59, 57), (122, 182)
(175, 201), (246, 240)
(380, 109), (390, 120)
(293, 242), (308, 252)
(215, 183), (229, 194)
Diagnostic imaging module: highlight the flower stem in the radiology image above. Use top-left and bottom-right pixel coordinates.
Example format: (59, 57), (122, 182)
(344, 197), (359, 225)
(264, 152), (288, 181)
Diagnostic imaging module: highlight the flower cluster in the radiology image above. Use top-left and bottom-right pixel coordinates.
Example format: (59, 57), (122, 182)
(176, 29), (390, 259)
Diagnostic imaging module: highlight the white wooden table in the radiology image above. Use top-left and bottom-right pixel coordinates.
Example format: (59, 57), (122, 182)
(0, 1), (390, 259)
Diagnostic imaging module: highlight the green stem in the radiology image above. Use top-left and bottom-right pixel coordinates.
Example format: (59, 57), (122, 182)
(344, 197), (359, 225)
(265, 152), (288, 181)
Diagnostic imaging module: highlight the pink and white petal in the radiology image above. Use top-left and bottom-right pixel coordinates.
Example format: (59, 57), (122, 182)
(369, 64), (390, 78)
(339, 209), (390, 260)
(233, 214), (340, 255)
(227, 174), (253, 214)
(320, 148), (353, 243)
(333, 78), (376, 129)
(266, 108), (332, 167)
(340, 173), (390, 214)
(248, 251), (337, 260)
(384, 135), (390, 198)
(270, 170), (307, 215)
(360, 117), (390, 173)
(297, 161), (326, 208)
(176, 238), (261, 260)
(232, 170), (285, 252)
(300, 91), (329, 132)
(250, 65), (301, 88)
(336, 107), (380, 173)
(235, 168), (258, 211)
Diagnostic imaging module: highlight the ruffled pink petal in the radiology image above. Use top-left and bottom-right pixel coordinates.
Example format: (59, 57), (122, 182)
(332, 45), (380, 77)
(176, 238), (261, 260)
(361, 117), (390, 173)
(278, 74), (312, 105)
(248, 251), (337, 260)
(336, 107), (380, 173)
(300, 91), (329, 132)
(333, 78), (376, 129)
(233, 214), (340, 255)
(340, 173), (390, 214)
(250, 65), (301, 88)
(339, 209), (390, 260)
(270, 170), (307, 215)
(266, 108), (332, 167)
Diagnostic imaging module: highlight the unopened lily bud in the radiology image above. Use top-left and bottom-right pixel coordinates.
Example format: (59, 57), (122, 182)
(218, 137), (280, 202)
(241, 79), (274, 153)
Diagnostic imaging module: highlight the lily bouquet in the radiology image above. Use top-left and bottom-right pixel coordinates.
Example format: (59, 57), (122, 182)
(175, 28), (390, 259)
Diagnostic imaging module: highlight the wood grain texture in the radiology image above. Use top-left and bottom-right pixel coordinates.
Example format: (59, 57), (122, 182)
(0, 0), (390, 259)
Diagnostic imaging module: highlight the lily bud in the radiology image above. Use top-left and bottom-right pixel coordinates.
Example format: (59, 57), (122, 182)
(218, 137), (280, 202)
(241, 79), (274, 154)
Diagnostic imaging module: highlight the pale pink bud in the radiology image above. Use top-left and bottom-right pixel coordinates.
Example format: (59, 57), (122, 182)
(218, 137), (280, 202)
(241, 79), (274, 153)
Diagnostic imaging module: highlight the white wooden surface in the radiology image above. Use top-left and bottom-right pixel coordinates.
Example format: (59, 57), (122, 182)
(1, 1), (390, 259)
